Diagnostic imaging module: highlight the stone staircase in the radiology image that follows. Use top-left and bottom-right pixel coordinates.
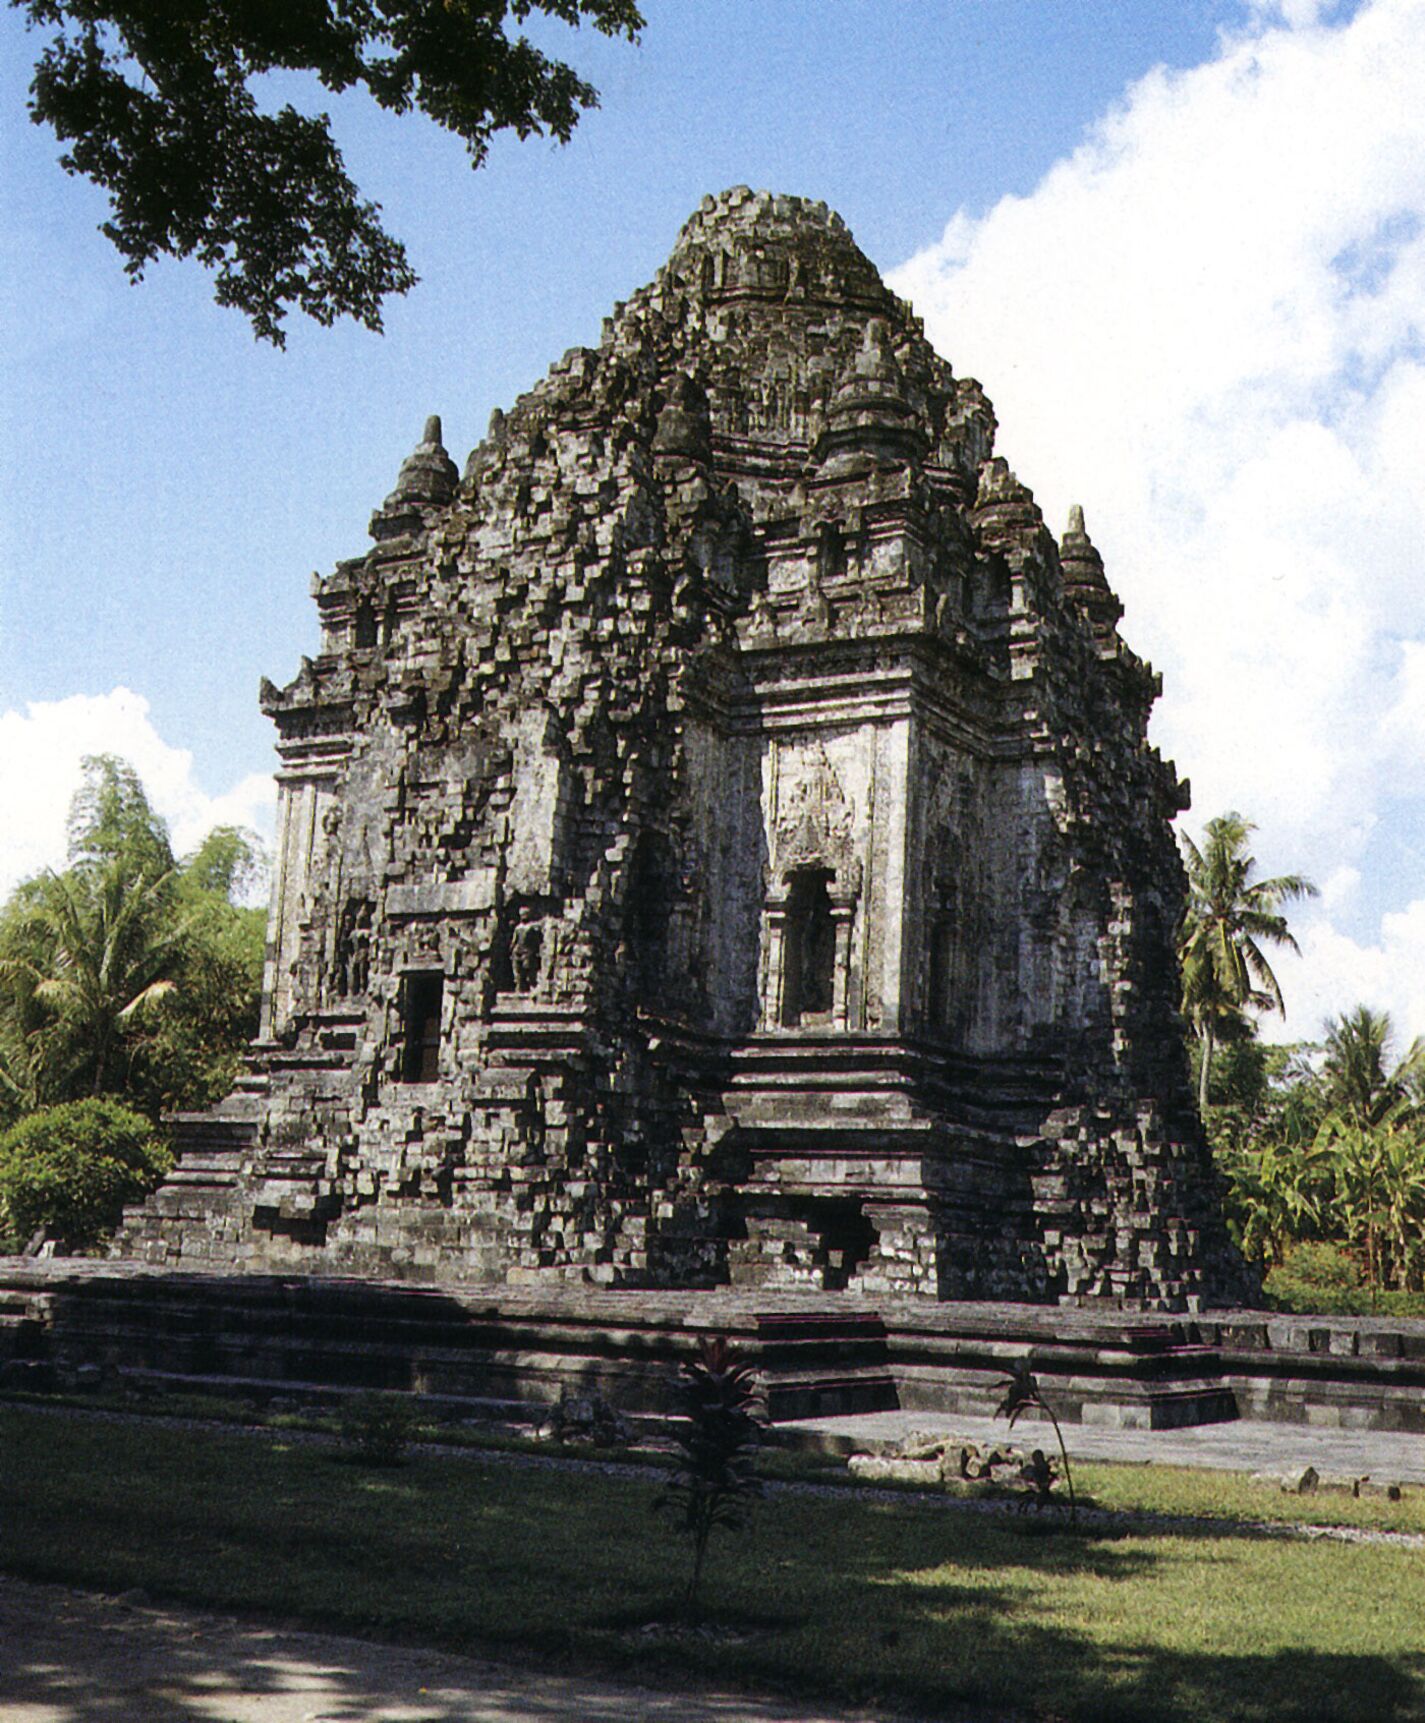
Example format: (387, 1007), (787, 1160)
(116, 1022), (364, 1269)
(0, 1280), (49, 1376)
(115, 1104), (260, 1267)
(719, 1036), (1040, 1298)
(749, 1308), (898, 1418)
(887, 1304), (1237, 1429)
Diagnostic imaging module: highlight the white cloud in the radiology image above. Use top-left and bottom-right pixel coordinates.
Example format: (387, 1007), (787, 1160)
(1249, 0), (1340, 26)
(1318, 865), (1362, 914)
(1271, 897), (1425, 1046)
(0, 689), (275, 900)
(889, 0), (1425, 1041)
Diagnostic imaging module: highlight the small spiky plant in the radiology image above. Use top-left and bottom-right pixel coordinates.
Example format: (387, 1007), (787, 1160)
(995, 1359), (1077, 1526)
(339, 1390), (418, 1466)
(656, 1335), (767, 1616)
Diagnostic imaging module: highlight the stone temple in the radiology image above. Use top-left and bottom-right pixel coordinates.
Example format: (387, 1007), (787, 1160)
(120, 188), (1248, 1310)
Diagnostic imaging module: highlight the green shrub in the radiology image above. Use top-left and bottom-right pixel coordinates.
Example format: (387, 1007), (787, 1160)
(1264, 1241), (1425, 1317)
(0, 1100), (172, 1250)
(1265, 1241), (1368, 1313)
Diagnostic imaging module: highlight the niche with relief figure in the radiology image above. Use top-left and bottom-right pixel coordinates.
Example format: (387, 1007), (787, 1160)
(763, 744), (860, 1032)
(781, 867), (836, 1025)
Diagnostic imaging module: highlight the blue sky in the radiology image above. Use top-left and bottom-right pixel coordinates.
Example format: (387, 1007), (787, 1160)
(5, 0), (1423, 1046)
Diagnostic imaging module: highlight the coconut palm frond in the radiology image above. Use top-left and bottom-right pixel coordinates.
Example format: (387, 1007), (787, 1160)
(1178, 814), (1314, 1112)
(116, 979), (179, 1022)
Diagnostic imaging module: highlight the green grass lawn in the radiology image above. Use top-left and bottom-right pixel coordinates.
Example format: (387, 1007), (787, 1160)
(1, 1404), (1422, 1723)
(1070, 1457), (1425, 1535)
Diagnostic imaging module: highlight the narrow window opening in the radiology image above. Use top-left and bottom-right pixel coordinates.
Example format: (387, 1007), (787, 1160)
(782, 869), (835, 1026)
(400, 972), (443, 1083)
(353, 601), (378, 650)
(817, 522), (847, 582)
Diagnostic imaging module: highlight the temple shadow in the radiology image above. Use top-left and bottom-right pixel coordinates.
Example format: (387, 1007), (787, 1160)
(0, 1573), (773, 1723)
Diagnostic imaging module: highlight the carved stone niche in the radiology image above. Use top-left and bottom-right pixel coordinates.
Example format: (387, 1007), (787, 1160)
(491, 894), (547, 998)
(761, 746), (860, 1031)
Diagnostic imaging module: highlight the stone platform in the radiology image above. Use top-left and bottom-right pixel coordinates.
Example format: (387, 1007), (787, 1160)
(3, 1261), (1423, 1433)
(778, 1407), (1425, 1485)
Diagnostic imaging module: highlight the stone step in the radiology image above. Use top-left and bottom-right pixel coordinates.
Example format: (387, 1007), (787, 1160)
(728, 1118), (942, 1149)
(164, 1164), (246, 1188)
(751, 1309), (891, 1374)
(247, 1184), (332, 1210)
(729, 1114), (940, 1147)
(251, 1154), (328, 1175)
(892, 1367), (1237, 1431)
(170, 1120), (258, 1144)
(762, 1365), (900, 1421)
(251, 1049), (356, 1074)
(726, 1072), (923, 1101)
(172, 1145), (249, 1167)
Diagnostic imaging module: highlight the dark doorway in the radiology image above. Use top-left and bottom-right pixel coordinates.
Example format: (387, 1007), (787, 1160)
(814, 1197), (877, 1290)
(782, 868), (835, 1025)
(399, 972), (443, 1083)
(817, 521), (847, 582)
(626, 833), (674, 1002)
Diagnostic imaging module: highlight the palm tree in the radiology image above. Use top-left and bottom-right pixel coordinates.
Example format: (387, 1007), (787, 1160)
(1310, 1019), (1425, 1297)
(1179, 813), (1316, 1114)
(1321, 1005), (1425, 1128)
(0, 855), (185, 1101)
(0, 756), (267, 1125)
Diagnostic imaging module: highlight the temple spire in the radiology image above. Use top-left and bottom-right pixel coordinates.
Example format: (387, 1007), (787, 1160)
(370, 414), (459, 539)
(1059, 503), (1123, 638)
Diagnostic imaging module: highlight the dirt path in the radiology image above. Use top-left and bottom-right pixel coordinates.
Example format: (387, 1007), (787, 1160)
(0, 1574), (995, 1723)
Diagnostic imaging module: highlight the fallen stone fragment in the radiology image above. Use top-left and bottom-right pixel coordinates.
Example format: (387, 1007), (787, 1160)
(1315, 1471), (1368, 1496)
(848, 1455), (945, 1486)
(893, 1429), (954, 1461)
(1251, 1466), (1319, 1494)
(1358, 1478), (1405, 1501)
